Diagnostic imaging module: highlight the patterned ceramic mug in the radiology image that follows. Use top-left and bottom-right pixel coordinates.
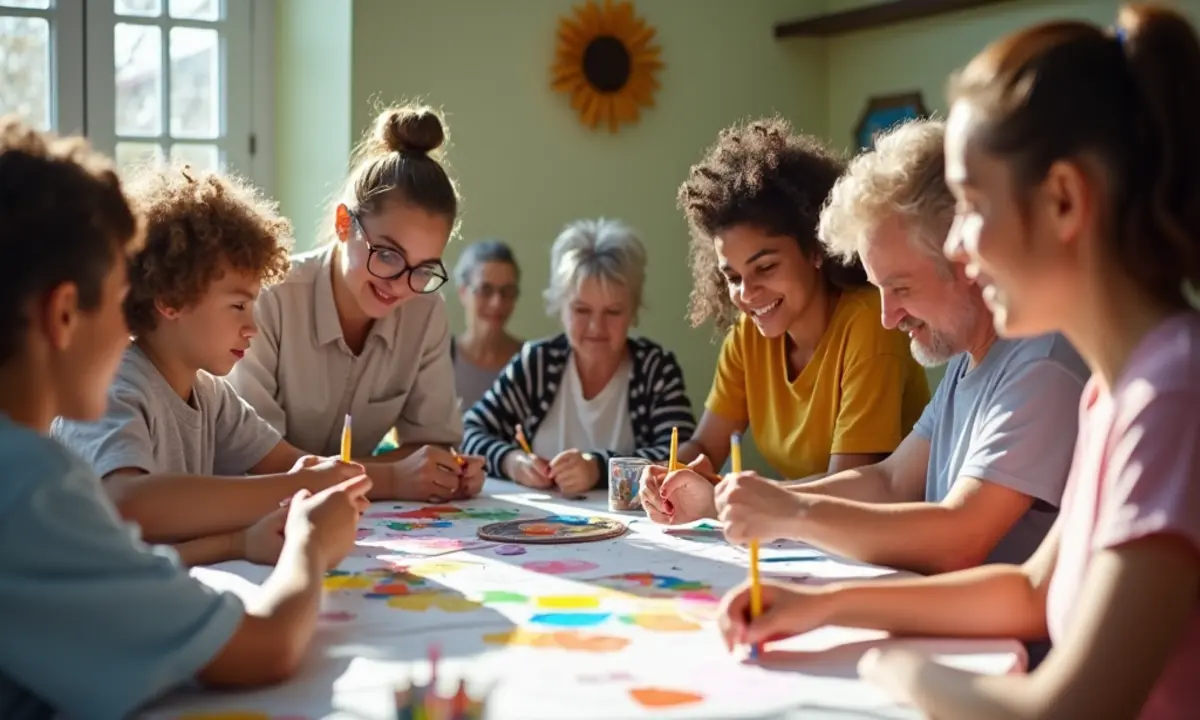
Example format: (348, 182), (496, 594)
(608, 456), (651, 512)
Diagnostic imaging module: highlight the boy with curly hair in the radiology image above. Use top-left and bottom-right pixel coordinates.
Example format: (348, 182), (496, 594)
(0, 116), (369, 719)
(53, 166), (367, 566)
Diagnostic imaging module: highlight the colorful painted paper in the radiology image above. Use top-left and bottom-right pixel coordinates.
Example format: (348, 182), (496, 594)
(150, 486), (1022, 720)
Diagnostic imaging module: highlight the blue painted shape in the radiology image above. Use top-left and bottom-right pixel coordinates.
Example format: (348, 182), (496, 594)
(761, 556), (829, 564)
(529, 612), (612, 627)
(545, 514), (590, 525)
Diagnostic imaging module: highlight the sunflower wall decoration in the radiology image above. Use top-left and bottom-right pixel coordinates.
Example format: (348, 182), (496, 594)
(551, 0), (663, 134)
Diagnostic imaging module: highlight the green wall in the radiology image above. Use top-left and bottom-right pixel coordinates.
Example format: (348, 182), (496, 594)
(274, 0), (354, 250)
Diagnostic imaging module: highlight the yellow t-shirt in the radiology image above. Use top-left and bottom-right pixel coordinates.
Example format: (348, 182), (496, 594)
(706, 287), (929, 479)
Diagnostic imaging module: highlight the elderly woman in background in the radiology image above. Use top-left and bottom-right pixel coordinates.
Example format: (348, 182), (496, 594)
(462, 218), (696, 495)
(452, 240), (523, 410)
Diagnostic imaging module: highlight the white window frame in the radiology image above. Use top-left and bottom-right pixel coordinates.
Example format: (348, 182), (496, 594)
(1, 0), (274, 194)
(0, 0), (85, 134)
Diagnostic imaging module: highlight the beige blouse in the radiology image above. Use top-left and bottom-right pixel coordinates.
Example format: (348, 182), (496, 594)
(227, 244), (463, 458)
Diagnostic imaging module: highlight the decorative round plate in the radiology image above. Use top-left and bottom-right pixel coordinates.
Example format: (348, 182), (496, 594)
(477, 515), (628, 545)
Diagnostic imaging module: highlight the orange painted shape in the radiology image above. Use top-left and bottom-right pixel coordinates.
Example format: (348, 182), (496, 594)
(520, 523), (560, 536)
(628, 687), (705, 708)
(621, 613), (701, 632)
(482, 628), (629, 653)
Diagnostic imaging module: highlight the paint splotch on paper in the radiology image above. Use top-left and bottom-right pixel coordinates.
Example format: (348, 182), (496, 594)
(483, 628), (630, 652)
(628, 687), (705, 708)
(528, 612), (612, 628)
(520, 559), (598, 575)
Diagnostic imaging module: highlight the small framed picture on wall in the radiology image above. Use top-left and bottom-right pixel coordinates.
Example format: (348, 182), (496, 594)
(854, 92), (928, 150)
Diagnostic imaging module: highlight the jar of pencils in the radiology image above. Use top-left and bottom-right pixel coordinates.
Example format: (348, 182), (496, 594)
(608, 456), (650, 512)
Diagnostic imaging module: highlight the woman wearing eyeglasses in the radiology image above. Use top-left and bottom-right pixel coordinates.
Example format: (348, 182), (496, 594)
(228, 104), (486, 503)
(451, 240), (523, 412)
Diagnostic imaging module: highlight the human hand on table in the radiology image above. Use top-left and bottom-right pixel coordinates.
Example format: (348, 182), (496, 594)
(715, 471), (805, 545)
(454, 454), (486, 499)
(640, 455), (718, 525)
(287, 454), (367, 494)
(238, 505), (288, 565)
(856, 647), (937, 709)
(549, 449), (600, 496)
(392, 445), (465, 502)
(717, 578), (834, 652)
(286, 474), (373, 571)
(502, 450), (554, 490)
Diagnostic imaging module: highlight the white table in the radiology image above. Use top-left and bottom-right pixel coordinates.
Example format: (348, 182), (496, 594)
(142, 480), (1025, 720)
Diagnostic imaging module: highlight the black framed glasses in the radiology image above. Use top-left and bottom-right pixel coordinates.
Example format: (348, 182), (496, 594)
(351, 213), (448, 294)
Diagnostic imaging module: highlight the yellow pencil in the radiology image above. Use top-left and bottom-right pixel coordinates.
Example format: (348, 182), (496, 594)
(668, 426), (679, 471)
(340, 414), (352, 463)
(514, 424), (533, 454)
(732, 432), (762, 659)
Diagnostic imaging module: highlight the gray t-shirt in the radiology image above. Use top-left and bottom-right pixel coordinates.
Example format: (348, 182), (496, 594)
(52, 347), (281, 477)
(914, 333), (1089, 564)
(0, 415), (242, 720)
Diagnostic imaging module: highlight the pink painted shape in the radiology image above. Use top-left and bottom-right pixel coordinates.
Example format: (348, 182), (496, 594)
(521, 559), (599, 575)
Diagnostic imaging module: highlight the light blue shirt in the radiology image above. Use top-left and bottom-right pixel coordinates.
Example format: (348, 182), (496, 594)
(914, 333), (1090, 564)
(0, 415), (243, 720)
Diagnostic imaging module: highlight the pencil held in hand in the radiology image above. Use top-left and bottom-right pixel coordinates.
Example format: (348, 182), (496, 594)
(668, 426), (679, 471)
(515, 424), (534, 455)
(732, 432), (762, 659)
(340, 414), (352, 464)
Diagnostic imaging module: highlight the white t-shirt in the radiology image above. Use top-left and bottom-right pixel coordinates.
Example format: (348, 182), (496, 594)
(531, 354), (635, 459)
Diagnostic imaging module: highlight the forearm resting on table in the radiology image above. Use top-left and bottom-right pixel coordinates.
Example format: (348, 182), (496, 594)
(198, 540), (324, 687)
(105, 472), (306, 542)
(824, 563), (1047, 640)
(173, 531), (242, 567)
(790, 463), (896, 503)
(792, 499), (1006, 575)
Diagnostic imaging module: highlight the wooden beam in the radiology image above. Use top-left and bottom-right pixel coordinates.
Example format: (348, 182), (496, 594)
(775, 0), (1018, 38)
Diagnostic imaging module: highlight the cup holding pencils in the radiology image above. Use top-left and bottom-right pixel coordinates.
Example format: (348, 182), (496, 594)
(395, 644), (490, 720)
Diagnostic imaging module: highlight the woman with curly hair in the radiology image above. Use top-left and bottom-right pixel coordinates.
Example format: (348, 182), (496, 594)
(229, 104), (487, 505)
(641, 117), (929, 525)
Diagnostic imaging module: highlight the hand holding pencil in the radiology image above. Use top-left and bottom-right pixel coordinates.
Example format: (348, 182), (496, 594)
(502, 423), (554, 490)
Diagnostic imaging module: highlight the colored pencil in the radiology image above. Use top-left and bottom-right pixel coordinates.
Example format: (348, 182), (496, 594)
(668, 426), (679, 471)
(732, 432), (762, 660)
(340, 414), (352, 463)
(450, 447), (467, 467)
(514, 423), (533, 454)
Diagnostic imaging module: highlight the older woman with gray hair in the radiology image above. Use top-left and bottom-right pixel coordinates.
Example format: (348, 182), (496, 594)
(452, 240), (523, 410)
(462, 218), (696, 495)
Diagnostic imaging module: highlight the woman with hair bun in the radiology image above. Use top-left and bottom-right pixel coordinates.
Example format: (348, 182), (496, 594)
(230, 104), (486, 503)
(718, 5), (1200, 718)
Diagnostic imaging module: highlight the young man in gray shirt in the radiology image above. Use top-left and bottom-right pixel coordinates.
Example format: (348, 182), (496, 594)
(665, 119), (1089, 578)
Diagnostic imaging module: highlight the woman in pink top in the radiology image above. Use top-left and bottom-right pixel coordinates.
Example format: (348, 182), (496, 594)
(715, 4), (1200, 718)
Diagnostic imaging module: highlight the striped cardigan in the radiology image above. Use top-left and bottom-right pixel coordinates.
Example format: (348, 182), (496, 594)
(461, 333), (697, 484)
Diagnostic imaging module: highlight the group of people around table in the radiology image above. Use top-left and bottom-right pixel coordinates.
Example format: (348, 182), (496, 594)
(0, 4), (1197, 720)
